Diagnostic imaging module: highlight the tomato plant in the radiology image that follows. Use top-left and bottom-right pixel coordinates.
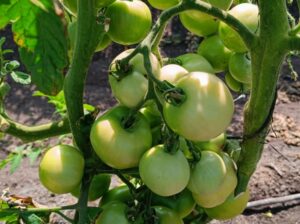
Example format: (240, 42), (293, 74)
(0, 0), (296, 223)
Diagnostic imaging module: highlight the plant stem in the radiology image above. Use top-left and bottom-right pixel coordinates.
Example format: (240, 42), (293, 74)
(0, 204), (77, 214)
(0, 115), (70, 142)
(236, 0), (290, 194)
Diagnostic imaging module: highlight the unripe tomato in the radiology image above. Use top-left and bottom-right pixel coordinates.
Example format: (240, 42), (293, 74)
(229, 52), (252, 84)
(71, 174), (111, 201)
(194, 133), (226, 154)
(140, 106), (162, 128)
(176, 53), (214, 73)
(219, 3), (259, 52)
(90, 106), (152, 169)
(139, 145), (190, 196)
(179, 0), (232, 37)
(153, 206), (183, 224)
(188, 151), (226, 195)
(225, 72), (243, 92)
(152, 189), (196, 218)
(192, 153), (237, 208)
(100, 185), (132, 206)
(39, 145), (84, 194)
(68, 21), (111, 53)
(106, 0), (152, 45)
(96, 202), (130, 224)
(163, 72), (234, 141)
(109, 49), (160, 108)
(197, 35), (232, 73)
(148, 0), (180, 10)
(158, 64), (188, 84)
(179, 11), (219, 37)
(204, 188), (250, 220)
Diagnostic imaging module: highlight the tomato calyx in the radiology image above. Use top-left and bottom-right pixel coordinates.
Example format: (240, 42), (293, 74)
(186, 140), (201, 163)
(156, 80), (186, 106)
(109, 60), (134, 82)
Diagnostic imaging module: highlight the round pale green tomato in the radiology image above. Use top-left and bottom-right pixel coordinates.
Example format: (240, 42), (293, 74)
(204, 188), (250, 220)
(68, 21), (111, 53)
(158, 64), (188, 84)
(219, 3), (259, 52)
(100, 185), (132, 206)
(188, 151), (226, 195)
(39, 145), (84, 194)
(225, 72), (243, 92)
(197, 35), (232, 73)
(152, 189), (196, 218)
(179, 0), (232, 37)
(163, 72), (234, 141)
(106, 0), (152, 45)
(71, 174), (111, 201)
(229, 52), (252, 84)
(139, 145), (190, 196)
(96, 202), (130, 224)
(148, 0), (179, 10)
(109, 49), (160, 108)
(192, 153), (237, 208)
(179, 11), (219, 37)
(194, 133), (226, 154)
(90, 106), (152, 169)
(176, 53), (214, 73)
(154, 206), (183, 224)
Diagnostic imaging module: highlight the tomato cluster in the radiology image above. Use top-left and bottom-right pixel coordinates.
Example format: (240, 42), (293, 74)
(38, 0), (257, 222)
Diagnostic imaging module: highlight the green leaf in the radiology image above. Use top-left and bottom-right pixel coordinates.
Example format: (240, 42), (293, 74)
(21, 213), (47, 224)
(84, 104), (95, 113)
(10, 71), (31, 84)
(4, 60), (20, 72)
(27, 148), (42, 165)
(9, 153), (22, 174)
(11, 0), (68, 95)
(33, 91), (66, 116)
(0, 154), (13, 169)
(0, 0), (19, 29)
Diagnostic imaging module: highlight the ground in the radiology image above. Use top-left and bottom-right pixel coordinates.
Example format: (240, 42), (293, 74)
(0, 16), (300, 223)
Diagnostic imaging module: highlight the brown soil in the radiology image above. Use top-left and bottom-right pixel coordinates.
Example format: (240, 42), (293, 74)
(0, 18), (300, 223)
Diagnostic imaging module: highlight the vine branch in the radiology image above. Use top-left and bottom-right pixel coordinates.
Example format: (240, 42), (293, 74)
(0, 115), (70, 142)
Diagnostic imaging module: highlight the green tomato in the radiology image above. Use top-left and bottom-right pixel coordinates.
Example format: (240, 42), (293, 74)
(194, 133), (226, 154)
(197, 35), (232, 73)
(163, 72), (234, 141)
(179, 0), (232, 37)
(71, 174), (111, 201)
(188, 151), (226, 195)
(100, 185), (132, 206)
(140, 106), (162, 128)
(152, 189), (196, 218)
(204, 188), (250, 220)
(148, 0), (179, 10)
(225, 72), (243, 92)
(106, 0), (152, 45)
(68, 21), (111, 53)
(39, 145), (84, 194)
(109, 49), (160, 108)
(229, 52), (252, 84)
(176, 53), (214, 73)
(192, 152), (237, 208)
(96, 202), (130, 224)
(219, 3), (259, 52)
(158, 64), (188, 83)
(154, 206), (183, 224)
(179, 11), (219, 37)
(139, 145), (190, 196)
(90, 106), (152, 169)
